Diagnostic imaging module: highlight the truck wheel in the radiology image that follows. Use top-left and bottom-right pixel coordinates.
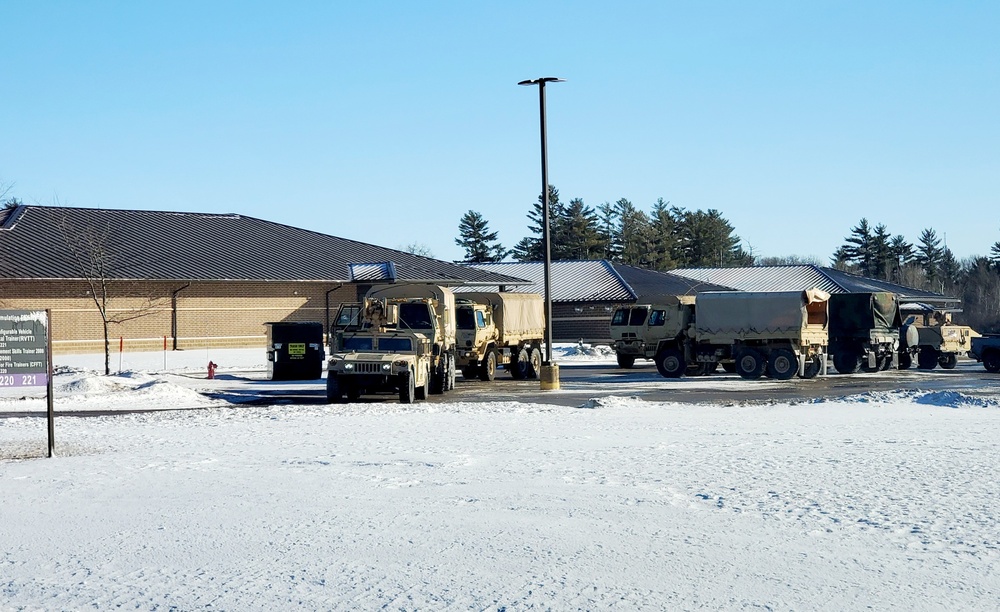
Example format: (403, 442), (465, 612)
(616, 354), (636, 369)
(430, 362), (445, 394)
(527, 348), (542, 379)
(326, 374), (343, 404)
(415, 365), (430, 400)
(938, 353), (958, 370)
(879, 354), (893, 371)
(510, 348), (530, 379)
(800, 355), (822, 379)
(767, 349), (798, 380)
(917, 347), (938, 370)
(833, 351), (862, 375)
(983, 350), (1000, 373)
(898, 352), (912, 370)
(735, 349), (765, 380)
(655, 348), (685, 378)
(399, 372), (415, 404)
(479, 350), (497, 381)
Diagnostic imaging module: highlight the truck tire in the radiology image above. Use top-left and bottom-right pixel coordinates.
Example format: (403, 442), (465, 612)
(938, 353), (958, 370)
(917, 347), (938, 370)
(616, 354), (636, 369)
(983, 350), (1000, 373)
(767, 349), (798, 380)
(655, 348), (685, 378)
(399, 372), (415, 404)
(833, 351), (862, 375)
(479, 350), (497, 381)
(528, 348), (542, 379)
(800, 355), (822, 379)
(735, 349), (765, 380)
(326, 374), (343, 404)
(898, 351), (912, 370)
(430, 361), (446, 394)
(510, 348), (530, 379)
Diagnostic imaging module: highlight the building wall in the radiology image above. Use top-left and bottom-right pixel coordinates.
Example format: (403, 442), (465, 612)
(552, 302), (623, 345)
(0, 280), (356, 354)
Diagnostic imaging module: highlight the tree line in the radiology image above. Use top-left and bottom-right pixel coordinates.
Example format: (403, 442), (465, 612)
(455, 186), (751, 269)
(454, 188), (1000, 332)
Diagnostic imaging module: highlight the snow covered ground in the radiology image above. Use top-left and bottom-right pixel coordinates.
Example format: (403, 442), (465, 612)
(2, 345), (1000, 609)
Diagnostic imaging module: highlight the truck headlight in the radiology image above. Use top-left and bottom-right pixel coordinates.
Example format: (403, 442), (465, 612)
(344, 363), (354, 371)
(382, 363), (391, 371)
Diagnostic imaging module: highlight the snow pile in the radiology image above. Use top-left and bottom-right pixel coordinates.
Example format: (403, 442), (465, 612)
(0, 367), (226, 412)
(811, 389), (1000, 409)
(556, 341), (616, 361)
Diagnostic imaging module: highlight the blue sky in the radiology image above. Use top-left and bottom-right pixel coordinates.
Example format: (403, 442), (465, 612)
(2, 1), (997, 263)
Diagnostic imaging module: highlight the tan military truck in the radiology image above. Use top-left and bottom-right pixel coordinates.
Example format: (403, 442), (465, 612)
(326, 283), (457, 403)
(455, 292), (545, 381)
(610, 296), (703, 372)
(900, 309), (980, 370)
(692, 289), (830, 380)
(612, 290), (830, 380)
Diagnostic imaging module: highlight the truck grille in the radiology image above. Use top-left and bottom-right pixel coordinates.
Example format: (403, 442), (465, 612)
(353, 362), (384, 374)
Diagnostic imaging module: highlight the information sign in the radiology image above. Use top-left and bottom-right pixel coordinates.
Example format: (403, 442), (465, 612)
(0, 310), (49, 387)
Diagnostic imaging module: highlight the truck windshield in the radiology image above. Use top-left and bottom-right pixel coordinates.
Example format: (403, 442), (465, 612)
(649, 310), (666, 326)
(629, 309), (648, 326)
(342, 337), (374, 351)
(456, 307), (475, 330)
(379, 337), (412, 352)
(611, 309), (629, 325)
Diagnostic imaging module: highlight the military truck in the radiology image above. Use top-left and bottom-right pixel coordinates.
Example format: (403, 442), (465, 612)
(899, 309), (979, 370)
(326, 283), (456, 403)
(610, 297), (708, 372)
(690, 290), (830, 380)
(828, 292), (911, 374)
(969, 335), (1000, 373)
(455, 292), (545, 381)
(611, 290), (830, 380)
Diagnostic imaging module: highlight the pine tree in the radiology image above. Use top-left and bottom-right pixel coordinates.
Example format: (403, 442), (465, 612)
(455, 210), (508, 263)
(557, 198), (602, 260)
(915, 228), (944, 289)
(842, 219), (875, 277)
(675, 208), (743, 267)
(512, 185), (561, 262)
(616, 198), (652, 266)
(646, 198), (679, 271)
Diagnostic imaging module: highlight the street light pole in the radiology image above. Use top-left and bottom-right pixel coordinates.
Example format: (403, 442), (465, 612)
(519, 76), (564, 390)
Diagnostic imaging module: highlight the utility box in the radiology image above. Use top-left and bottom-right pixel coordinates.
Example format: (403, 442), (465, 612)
(266, 322), (325, 380)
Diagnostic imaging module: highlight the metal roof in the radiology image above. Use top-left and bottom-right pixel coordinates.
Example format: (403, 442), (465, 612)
(462, 261), (731, 303)
(462, 260), (636, 302)
(671, 265), (954, 302)
(0, 205), (523, 286)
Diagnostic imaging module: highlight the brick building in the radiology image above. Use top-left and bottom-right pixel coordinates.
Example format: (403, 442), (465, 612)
(0, 205), (521, 354)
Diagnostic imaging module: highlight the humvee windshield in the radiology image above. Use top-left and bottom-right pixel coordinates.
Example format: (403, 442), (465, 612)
(335, 305), (362, 328)
(379, 337), (413, 352)
(342, 336), (374, 351)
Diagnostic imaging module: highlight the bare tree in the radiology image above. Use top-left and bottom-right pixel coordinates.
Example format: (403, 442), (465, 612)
(54, 214), (166, 375)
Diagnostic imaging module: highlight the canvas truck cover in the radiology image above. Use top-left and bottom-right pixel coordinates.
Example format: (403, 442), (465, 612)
(829, 292), (902, 335)
(460, 292), (545, 343)
(695, 289), (830, 340)
(365, 283), (456, 345)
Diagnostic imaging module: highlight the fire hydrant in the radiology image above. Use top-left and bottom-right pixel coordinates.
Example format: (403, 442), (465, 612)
(207, 361), (218, 379)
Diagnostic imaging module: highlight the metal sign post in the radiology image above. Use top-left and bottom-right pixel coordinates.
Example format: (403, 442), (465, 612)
(0, 310), (54, 457)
